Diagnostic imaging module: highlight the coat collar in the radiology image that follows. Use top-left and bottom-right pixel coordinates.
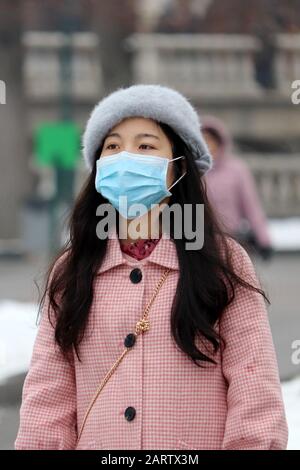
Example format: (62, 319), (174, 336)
(97, 224), (179, 274)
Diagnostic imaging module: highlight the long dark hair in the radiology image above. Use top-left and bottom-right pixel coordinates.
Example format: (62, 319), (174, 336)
(39, 121), (269, 367)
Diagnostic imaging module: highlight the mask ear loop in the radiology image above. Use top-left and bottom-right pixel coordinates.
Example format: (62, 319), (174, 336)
(167, 156), (187, 191)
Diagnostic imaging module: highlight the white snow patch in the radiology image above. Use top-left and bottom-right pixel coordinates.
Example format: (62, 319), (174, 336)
(282, 375), (300, 450)
(0, 300), (38, 385)
(268, 217), (300, 251)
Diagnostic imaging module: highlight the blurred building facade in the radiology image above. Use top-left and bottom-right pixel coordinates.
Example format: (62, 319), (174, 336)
(0, 0), (137, 243)
(0, 0), (300, 245)
(132, 0), (300, 217)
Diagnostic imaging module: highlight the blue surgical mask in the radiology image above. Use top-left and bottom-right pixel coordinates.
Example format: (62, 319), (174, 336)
(95, 150), (186, 219)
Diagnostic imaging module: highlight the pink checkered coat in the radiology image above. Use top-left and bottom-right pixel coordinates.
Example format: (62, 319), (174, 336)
(15, 229), (288, 450)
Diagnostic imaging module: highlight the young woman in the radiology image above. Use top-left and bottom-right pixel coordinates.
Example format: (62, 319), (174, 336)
(15, 84), (288, 450)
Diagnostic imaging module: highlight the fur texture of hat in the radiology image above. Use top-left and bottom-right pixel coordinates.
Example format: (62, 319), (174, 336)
(82, 84), (212, 175)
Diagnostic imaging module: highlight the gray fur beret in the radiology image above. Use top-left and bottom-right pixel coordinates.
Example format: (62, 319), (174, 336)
(82, 83), (212, 175)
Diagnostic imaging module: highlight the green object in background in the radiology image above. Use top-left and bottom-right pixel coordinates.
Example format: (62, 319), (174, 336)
(34, 121), (81, 169)
(33, 121), (81, 254)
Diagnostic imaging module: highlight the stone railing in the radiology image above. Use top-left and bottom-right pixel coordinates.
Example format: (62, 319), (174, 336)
(126, 33), (300, 99)
(244, 154), (300, 217)
(275, 34), (300, 95)
(126, 33), (262, 99)
(22, 32), (103, 101)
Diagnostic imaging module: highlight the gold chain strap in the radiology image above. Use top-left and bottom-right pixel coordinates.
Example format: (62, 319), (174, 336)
(76, 267), (171, 444)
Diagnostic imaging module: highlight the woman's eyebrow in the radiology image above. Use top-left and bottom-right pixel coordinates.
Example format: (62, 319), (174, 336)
(105, 132), (160, 141)
(105, 132), (121, 139)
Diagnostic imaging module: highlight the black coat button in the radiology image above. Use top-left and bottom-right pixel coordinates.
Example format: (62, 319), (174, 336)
(129, 268), (142, 284)
(124, 406), (136, 421)
(124, 333), (136, 348)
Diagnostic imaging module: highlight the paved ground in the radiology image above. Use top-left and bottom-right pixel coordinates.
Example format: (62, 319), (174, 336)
(0, 251), (299, 449)
(254, 253), (300, 380)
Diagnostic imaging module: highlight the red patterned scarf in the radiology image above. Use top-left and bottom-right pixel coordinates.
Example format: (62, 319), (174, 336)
(119, 237), (161, 260)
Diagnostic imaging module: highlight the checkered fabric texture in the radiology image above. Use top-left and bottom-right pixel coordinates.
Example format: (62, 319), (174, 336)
(15, 227), (288, 450)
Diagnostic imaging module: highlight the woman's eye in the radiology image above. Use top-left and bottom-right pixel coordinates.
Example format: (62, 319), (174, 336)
(106, 143), (117, 149)
(140, 144), (154, 150)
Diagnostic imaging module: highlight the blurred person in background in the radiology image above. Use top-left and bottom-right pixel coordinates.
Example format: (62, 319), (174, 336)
(202, 115), (274, 261)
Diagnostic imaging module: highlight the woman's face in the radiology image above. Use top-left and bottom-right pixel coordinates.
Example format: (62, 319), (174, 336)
(100, 116), (175, 190)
